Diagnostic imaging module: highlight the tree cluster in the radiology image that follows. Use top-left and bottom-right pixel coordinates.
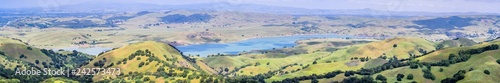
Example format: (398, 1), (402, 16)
(441, 70), (466, 83)
(273, 71), (343, 83)
(425, 44), (499, 66)
(342, 76), (376, 83)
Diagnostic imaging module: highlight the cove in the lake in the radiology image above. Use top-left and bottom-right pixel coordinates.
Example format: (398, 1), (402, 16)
(176, 34), (356, 57)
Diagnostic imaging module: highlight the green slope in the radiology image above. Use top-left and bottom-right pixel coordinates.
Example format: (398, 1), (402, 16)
(438, 38), (477, 48)
(0, 37), (94, 82)
(82, 41), (221, 82)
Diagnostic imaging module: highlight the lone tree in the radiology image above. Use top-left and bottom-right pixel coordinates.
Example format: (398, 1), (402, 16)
(410, 64), (419, 69)
(393, 44), (398, 48)
(436, 44), (444, 50)
(19, 54), (27, 59)
(224, 68), (229, 72)
(138, 62), (145, 67)
(157, 67), (165, 72)
(312, 77), (319, 83)
(407, 74), (414, 80)
(255, 62), (261, 66)
(144, 77), (150, 81)
(484, 70), (490, 75)
(376, 75), (387, 82)
(397, 73), (405, 81)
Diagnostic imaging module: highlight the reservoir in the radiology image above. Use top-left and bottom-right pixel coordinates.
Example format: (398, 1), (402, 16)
(62, 34), (356, 56)
(176, 34), (355, 57)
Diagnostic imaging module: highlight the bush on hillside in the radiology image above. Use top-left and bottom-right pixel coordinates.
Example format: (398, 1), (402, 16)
(396, 73), (405, 81)
(484, 70), (490, 75)
(138, 62), (145, 68)
(375, 75), (387, 81)
(407, 74), (414, 80)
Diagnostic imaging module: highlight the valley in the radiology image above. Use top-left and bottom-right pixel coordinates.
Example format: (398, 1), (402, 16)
(0, 1), (500, 83)
(2, 10), (499, 51)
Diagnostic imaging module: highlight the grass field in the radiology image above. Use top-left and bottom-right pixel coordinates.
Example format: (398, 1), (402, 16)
(42, 77), (79, 83)
(81, 41), (208, 81)
(417, 40), (500, 62)
(3, 12), (497, 51)
(363, 58), (388, 69)
(0, 37), (53, 68)
(373, 49), (500, 83)
(197, 37), (440, 82)
(439, 38), (477, 48)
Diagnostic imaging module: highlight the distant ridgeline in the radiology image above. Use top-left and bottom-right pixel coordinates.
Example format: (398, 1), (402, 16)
(5, 11), (152, 29)
(411, 16), (476, 30)
(160, 14), (213, 24)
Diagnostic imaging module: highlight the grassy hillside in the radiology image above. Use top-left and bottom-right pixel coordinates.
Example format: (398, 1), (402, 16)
(1, 36), (499, 82)
(82, 41), (221, 82)
(348, 37), (436, 59)
(42, 77), (79, 83)
(373, 47), (500, 83)
(417, 39), (500, 62)
(0, 37), (52, 68)
(0, 37), (94, 69)
(293, 39), (500, 83)
(0, 37), (94, 82)
(199, 37), (437, 82)
(438, 38), (477, 49)
(312, 37), (435, 63)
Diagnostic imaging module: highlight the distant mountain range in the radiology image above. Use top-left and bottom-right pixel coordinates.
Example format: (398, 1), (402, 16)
(4, 2), (499, 16)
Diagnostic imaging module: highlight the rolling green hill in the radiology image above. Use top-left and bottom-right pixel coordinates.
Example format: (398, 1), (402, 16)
(373, 49), (500, 83)
(1, 37), (500, 83)
(197, 37), (439, 82)
(82, 41), (221, 82)
(0, 37), (94, 82)
(289, 39), (500, 83)
(438, 38), (477, 49)
(418, 39), (500, 62)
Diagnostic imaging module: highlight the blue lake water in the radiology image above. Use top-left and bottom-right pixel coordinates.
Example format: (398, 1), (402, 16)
(176, 34), (355, 57)
(62, 34), (356, 56)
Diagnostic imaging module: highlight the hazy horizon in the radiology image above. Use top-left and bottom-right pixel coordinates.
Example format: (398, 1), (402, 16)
(0, 0), (499, 13)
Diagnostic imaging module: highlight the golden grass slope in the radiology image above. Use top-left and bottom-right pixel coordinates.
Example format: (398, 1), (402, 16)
(374, 49), (500, 83)
(42, 77), (79, 83)
(0, 37), (53, 68)
(349, 37), (436, 59)
(417, 40), (500, 62)
(438, 38), (477, 49)
(82, 41), (204, 81)
(196, 37), (437, 82)
(264, 37), (436, 82)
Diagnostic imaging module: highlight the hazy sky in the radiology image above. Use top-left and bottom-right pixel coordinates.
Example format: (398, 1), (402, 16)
(1, 0), (499, 13)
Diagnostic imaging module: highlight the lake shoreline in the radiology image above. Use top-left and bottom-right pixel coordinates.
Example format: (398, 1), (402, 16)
(50, 34), (379, 56)
(175, 34), (372, 57)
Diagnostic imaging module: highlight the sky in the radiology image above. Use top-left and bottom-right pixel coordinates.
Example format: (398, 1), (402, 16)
(0, 0), (499, 13)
